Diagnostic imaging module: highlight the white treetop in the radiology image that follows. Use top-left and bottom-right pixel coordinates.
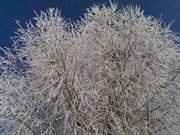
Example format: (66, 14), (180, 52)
(0, 2), (180, 135)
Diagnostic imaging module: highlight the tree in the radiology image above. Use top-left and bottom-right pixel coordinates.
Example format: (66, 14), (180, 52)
(0, 2), (180, 135)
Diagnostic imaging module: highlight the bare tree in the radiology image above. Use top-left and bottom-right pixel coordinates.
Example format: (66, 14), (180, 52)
(0, 2), (180, 135)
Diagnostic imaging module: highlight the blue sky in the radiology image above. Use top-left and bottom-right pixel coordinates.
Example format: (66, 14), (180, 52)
(0, 0), (180, 47)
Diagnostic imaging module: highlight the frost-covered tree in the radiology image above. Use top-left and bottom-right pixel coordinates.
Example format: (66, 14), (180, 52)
(0, 2), (180, 135)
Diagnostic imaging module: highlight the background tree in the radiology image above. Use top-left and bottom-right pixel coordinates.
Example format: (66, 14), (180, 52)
(0, 2), (180, 135)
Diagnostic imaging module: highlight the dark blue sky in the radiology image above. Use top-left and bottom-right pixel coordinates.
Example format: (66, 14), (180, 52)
(0, 0), (180, 47)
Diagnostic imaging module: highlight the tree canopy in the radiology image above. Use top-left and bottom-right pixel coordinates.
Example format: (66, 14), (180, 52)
(0, 2), (180, 135)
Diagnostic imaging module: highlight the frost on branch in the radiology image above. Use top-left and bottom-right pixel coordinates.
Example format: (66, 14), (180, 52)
(0, 3), (180, 135)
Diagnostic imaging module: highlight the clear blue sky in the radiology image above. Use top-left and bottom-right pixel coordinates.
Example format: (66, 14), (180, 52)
(0, 0), (180, 47)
